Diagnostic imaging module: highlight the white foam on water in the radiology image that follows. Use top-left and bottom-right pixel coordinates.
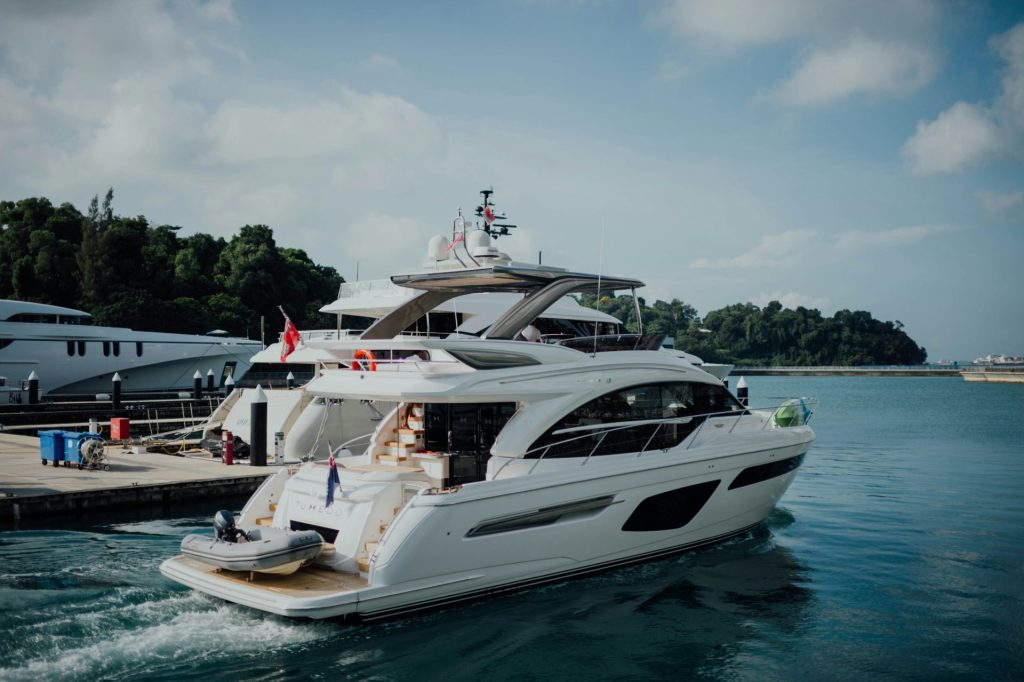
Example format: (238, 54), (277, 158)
(0, 593), (332, 682)
(108, 519), (206, 536)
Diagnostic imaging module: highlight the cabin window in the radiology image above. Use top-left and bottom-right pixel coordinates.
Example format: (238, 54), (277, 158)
(403, 312), (464, 337)
(112, 341), (120, 357)
(102, 341), (110, 356)
(525, 382), (743, 459)
(621, 480), (721, 532)
(0, 339), (12, 350)
(77, 340), (85, 356)
(729, 454), (805, 490)
(136, 342), (143, 357)
(66, 341), (74, 356)
(422, 402), (517, 486)
(221, 361), (236, 383)
(6, 313), (58, 323)
(531, 318), (625, 340)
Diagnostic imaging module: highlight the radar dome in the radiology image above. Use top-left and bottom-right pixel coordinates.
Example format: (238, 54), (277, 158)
(466, 229), (490, 251)
(426, 235), (450, 262)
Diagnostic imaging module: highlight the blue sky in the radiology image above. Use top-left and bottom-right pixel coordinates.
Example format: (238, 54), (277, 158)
(1, 1), (1022, 360)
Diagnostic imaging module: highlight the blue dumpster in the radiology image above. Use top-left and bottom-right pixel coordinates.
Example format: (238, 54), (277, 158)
(39, 430), (65, 467)
(63, 431), (101, 468)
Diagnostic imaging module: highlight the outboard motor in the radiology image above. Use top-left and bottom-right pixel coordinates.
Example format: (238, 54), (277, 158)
(213, 510), (247, 543)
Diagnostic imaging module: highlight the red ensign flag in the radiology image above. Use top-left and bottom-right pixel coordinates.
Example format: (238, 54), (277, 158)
(280, 314), (301, 362)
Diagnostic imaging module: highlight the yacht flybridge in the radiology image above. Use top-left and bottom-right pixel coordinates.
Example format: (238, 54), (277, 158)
(161, 260), (815, 620)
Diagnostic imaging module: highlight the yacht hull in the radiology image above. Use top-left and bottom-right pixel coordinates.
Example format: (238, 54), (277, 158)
(160, 432), (811, 620)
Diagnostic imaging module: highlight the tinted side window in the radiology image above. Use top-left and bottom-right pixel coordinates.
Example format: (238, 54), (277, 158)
(526, 381), (742, 459)
(622, 480), (720, 531)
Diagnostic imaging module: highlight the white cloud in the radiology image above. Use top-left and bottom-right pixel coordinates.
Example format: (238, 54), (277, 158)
(689, 229), (816, 268)
(975, 190), (1024, 217)
(653, 1), (939, 103)
(205, 91), (440, 165)
(902, 102), (1002, 176)
(835, 223), (957, 251)
(337, 213), (432, 278)
(902, 22), (1024, 176)
(363, 53), (401, 71)
(0, 0), (444, 243)
(654, 0), (824, 51)
(751, 291), (831, 311)
(654, 0), (938, 50)
(774, 37), (936, 106)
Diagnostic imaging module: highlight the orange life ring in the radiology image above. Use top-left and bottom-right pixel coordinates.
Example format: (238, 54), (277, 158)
(351, 348), (377, 372)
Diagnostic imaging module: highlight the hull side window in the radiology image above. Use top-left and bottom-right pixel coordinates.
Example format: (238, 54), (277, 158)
(622, 480), (721, 532)
(728, 454), (806, 490)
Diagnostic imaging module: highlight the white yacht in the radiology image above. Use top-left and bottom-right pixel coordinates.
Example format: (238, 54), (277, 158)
(0, 300), (261, 396)
(210, 192), (729, 460)
(161, 262), (815, 620)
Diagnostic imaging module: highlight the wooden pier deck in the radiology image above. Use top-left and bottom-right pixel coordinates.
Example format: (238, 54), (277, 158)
(0, 433), (275, 520)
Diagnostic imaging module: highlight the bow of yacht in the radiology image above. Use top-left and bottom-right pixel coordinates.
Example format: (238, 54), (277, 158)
(161, 262), (814, 620)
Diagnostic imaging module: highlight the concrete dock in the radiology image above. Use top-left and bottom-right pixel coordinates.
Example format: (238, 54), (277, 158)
(0, 433), (275, 520)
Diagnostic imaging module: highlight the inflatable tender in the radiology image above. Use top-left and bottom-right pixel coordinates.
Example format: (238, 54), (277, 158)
(180, 510), (323, 575)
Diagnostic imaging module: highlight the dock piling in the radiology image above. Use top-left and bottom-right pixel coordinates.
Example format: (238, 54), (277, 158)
(112, 372), (122, 411)
(192, 371), (202, 401)
(27, 371), (39, 405)
(206, 368), (215, 392)
(250, 385), (267, 466)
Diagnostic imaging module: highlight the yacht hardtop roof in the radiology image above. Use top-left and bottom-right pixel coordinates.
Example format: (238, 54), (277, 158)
(391, 264), (644, 293)
(363, 265), (644, 341)
(0, 299), (90, 320)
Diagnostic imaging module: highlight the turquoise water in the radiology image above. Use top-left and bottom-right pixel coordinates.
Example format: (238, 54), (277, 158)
(1, 377), (1022, 681)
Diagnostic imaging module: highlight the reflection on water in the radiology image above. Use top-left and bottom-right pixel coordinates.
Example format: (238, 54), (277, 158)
(1, 378), (1023, 680)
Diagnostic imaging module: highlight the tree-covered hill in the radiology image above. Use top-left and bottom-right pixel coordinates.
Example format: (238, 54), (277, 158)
(0, 192), (927, 365)
(582, 293), (928, 366)
(0, 191), (341, 338)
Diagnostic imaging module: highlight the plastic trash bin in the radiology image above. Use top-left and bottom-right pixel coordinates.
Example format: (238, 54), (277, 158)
(39, 430), (65, 467)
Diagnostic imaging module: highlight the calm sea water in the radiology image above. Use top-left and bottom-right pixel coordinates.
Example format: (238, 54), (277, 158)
(1, 377), (1022, 681)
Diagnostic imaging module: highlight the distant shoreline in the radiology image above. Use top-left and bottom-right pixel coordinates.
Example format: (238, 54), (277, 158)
(731, 366), (961, 377)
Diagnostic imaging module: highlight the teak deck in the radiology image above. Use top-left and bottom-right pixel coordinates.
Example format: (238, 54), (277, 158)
(179, 556), (368, 597)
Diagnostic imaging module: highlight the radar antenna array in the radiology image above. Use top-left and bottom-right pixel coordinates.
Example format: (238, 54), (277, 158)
(475, 188), (517, 239)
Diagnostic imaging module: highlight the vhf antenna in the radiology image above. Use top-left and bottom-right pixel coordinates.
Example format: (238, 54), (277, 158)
(475, 187), (517, 239)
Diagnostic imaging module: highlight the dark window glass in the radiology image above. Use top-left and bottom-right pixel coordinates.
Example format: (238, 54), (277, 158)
(403, 312), (463, 337)
(77, 340), (85, 356)
(102, 341), (110, 356)
(67, 341), (75, 357)
(622, 480), (720, 532)
(136, 342), (143, 357)
(423, 402), (517, 486)
(112, 341), (120, 357)
(0, 339), (12, 350)
(728, 454), (805, 490)
(531, 318), (625, 340)
(6, 313), (58, 323)
(526, 382), (743, 459)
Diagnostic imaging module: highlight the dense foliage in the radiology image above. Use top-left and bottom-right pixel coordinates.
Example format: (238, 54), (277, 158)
(0, 192), (926, 364)
(581, 294), (928, 366)
(0, 192), (342, 338)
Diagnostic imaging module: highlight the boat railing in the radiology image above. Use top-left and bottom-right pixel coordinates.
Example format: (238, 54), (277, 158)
(519, 399), (816, 474)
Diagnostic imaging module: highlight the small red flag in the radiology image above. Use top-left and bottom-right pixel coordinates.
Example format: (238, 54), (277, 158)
(484, 205), (495, 223)
(280, 314), (302, 362)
